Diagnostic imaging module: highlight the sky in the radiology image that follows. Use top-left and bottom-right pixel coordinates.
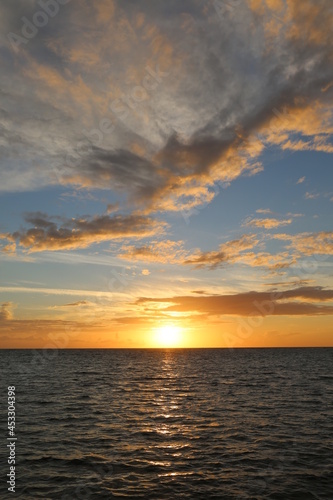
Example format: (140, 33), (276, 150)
(0, 0), (332, 348)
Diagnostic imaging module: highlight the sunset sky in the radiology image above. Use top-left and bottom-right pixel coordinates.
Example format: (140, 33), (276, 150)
(0, 0), (332, 348)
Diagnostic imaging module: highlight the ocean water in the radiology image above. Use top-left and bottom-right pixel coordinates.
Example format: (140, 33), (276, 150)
(0, 348), (332, 499)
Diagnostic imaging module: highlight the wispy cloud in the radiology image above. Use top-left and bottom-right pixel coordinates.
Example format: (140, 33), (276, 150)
(53, 300), (93, 308)
(305, 192), (320, 200)
(0, 286), (116, 298)
(256, 208), (273, 214)
(184, 232), (296, 272)
(184, 235), (259, 269)
(119, 240), (187, 264)
(244, 218), (293, 229)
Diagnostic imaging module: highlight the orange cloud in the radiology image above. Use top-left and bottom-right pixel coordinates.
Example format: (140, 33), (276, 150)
(274, 232), (333, 256)
(137, 286), (333, 317)
(0, 302), (14, 322)
(244, 217), (293, 229)
(248, 0), (333, 49)
(119, 239), (187, 264)
(236, 251), (296, 271)
(262, 102), (333, 153)
(184, 235), (260, 269)
(1, 213), (166, 253)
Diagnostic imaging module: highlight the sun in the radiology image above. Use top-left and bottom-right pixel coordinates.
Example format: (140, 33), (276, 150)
(153, 324), (183, 348)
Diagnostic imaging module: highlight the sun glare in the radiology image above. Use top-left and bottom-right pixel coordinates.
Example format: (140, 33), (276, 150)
(154, 324), (182, 348)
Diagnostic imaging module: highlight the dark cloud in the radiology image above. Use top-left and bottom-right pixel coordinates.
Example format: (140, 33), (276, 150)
(137, 286), (333, 316)
(67, 147), (166, 204)
(1, 212), (166, 252)
(61, 300), (91, 307)
(0, 0), (331, 212)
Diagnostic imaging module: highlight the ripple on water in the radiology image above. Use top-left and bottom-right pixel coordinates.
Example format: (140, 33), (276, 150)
(0, 348), (332, 499)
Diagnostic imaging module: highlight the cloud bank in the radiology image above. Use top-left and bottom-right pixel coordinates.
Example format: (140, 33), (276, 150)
(0, 0), (331, 214)
(1, 212), (166, 252)
(137, 286), (333, 317)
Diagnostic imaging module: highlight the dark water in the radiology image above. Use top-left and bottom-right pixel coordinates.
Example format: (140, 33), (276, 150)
(0, 348), (332, 499)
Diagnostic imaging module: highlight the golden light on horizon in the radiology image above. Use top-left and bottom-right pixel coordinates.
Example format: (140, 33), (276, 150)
(153, 324), (183, 348)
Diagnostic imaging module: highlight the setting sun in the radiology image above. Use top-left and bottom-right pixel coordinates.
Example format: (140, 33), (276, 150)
(153, 324), (183, 348)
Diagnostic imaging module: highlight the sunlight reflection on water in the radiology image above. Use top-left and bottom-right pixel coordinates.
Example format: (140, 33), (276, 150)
(0, 348), (332, 499)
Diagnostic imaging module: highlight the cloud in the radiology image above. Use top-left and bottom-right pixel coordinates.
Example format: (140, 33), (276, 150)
(0, 317), (119, 349)
(274, 231), (333, 256)
(279, 135), (333, 154)
(119, 239), (187, 264)
(137, 286), (333, 317)
(184, 234), (260, 269)
(57, 300), (92, 308)
(183, 231), (314, 272)
(0, 286), (116, 298)
(286, 212), (304, 217)
(0, 242), (16, 254)
(264, 279), (315, 289)
(0, 302), (14, 322)
(63, 147), (167, 207)
(234, 251), (296, 271)
(305, 192), (320, 200)
(297, 176), (306, 184)
(189, 230), (333, 271)
(106, 203), (119, 214)
(0, 0), (332, 215)
(244, 217), (293, 229)
(256, 208), (273, 214)
(0, 212), (166, 253)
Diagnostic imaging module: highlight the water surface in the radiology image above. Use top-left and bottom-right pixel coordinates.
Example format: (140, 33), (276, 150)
(0, 348), (332, 499)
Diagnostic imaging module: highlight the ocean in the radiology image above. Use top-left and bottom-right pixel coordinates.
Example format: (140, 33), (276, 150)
(0, 348), (332, 499)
